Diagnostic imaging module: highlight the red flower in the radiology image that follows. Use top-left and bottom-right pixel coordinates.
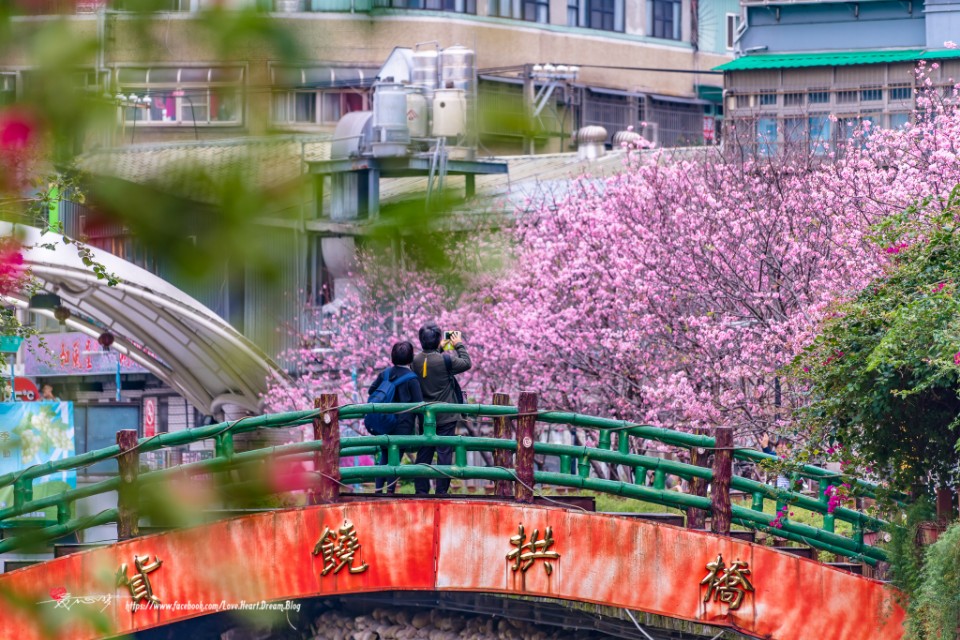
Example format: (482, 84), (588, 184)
(0, 238), (24, 296)
(49, 586), (67, 601)
(0, 109), (37, 192)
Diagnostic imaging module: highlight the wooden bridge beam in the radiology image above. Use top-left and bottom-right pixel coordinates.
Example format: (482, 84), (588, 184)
(314, 394), (341, 504)
(492, 392), (513, 498)
(515, 392), (537, 503)
(116, 428), (139, 540)
(711, 426), (733, 536)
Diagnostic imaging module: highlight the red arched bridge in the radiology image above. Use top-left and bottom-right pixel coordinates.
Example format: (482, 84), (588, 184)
(0, 393), (906, 639)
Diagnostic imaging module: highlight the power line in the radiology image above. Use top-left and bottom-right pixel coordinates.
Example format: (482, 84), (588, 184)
(480, 64), (723, 76)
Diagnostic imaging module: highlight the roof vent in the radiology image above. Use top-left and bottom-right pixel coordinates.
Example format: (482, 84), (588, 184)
(577, 125), (608, 161)
(613, 130), (643, 149)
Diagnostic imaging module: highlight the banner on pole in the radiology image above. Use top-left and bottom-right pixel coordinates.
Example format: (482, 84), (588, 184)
(0, 401), (76, 525)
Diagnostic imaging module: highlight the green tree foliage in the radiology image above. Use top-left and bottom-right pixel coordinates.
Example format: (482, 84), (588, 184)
(905, 517), (960, 639)
(795, 191), (960, 491)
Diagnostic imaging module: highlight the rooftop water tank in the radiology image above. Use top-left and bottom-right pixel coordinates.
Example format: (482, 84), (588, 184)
(432, 87), (467, 138)
(406, 87), (429, 138)
(412, 44), (440, 95)
(440, 45), (475, 96)
(372, 80), (410, 157)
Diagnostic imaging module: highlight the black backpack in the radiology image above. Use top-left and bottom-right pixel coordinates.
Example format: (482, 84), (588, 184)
(442, 353), (465, 404)
(364, 367), (417, 435)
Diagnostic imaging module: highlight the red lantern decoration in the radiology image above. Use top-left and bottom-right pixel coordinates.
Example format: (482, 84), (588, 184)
(98, 331), (115, 349)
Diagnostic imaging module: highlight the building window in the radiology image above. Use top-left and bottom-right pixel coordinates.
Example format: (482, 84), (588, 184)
(757, 92), (776, 106)
(808, 90), (829, 104)
(523, 0), (549, 22)
(809, 115), (831, 155)
(0, 75), (14, 106)
(272, 89), (367, 125)
(756, 117), (778, 156)
(888, 112), (910, 128)
(386, 0), (476, 13)
(861, 87), (882, 102)
(889, 85), (912, 101)
(112, 0), (192, 10)
(491, 0), (547, 21)
(117, 67), (243, 126)
(725, 13), (739, 50)
(581, 0), (623, 31)
(784, 117), (805, 145)
(648, 0), (681, 40)
(837, 90), (858, 104)
(784, 92), (804, 107)
(568, 0), (579, 24)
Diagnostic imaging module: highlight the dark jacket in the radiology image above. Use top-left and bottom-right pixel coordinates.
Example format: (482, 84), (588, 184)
(413, 344), (471, 426)
(367, 365), (424, 434)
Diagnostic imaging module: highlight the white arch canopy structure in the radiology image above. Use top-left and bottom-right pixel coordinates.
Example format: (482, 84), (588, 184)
(0, 224), (286, 416)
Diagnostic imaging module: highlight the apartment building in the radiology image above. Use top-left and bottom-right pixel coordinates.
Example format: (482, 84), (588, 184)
(720, 0), (960, 150)
(4, 0), (735, 149)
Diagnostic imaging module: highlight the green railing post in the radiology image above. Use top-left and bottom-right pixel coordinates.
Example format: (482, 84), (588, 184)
(751, 492), (764, 512)
(515, 391), (537, 503)
(819, 478), (835, 532)
(560, 455), (572, 475)
(116, 429), (140, 540)
(454, 441), (467, 468)
(492, 393), (513, 497)
(711, 426), (733, 536)
(687, 427), (709, 530)
(653, 469), (666, 491)
(315, 395), (341, 504)
(578, 454), (590, 479)
(617, 432), (630, 455)
(56, 503), (70, 526)
(823, 513), (835, 533)
(387, 443), (401, 467)
(215, 433), (234, 459)
(599, 430), (611, 451)
(13, 477), (32, 508)
(422, 409), (437, 437)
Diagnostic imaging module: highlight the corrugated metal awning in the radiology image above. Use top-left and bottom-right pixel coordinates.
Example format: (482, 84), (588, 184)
(271, 66), (379, 89)
(1, 224), (286, 416)
(715, 49), (924, 71)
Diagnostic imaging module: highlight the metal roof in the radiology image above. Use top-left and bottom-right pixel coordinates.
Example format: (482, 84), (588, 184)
(715, 49), (924, 71)
(0, 223), (286, 416)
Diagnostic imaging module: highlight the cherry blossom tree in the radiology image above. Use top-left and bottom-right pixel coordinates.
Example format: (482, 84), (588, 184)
(268, 67), (960, 452)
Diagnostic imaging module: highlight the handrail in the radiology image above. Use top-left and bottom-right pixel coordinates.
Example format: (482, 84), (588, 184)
(343, 403), (898, 501)
(0, 400), (898, 566)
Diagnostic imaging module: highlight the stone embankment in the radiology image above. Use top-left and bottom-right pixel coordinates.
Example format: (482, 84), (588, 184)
(308, 606), (601, 640)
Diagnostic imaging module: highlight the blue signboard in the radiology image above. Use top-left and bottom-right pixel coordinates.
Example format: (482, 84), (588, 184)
(0, 401), (75, 524)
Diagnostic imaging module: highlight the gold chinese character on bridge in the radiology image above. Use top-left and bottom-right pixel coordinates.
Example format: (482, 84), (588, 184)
(701, 554), (754, 611)
(506, 524), (560, 575)
(312, 519), (369, 576)
(116, 554), (163, 607)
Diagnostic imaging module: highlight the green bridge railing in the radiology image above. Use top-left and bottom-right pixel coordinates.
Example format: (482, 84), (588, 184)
(0, 396), (899, 566)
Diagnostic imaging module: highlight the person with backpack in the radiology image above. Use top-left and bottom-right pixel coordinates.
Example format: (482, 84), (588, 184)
(412, 323), (471, 495)
(364, 341), (423, 494)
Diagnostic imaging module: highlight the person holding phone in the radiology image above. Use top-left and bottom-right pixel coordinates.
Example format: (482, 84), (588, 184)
(412, 322), (471, 495)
